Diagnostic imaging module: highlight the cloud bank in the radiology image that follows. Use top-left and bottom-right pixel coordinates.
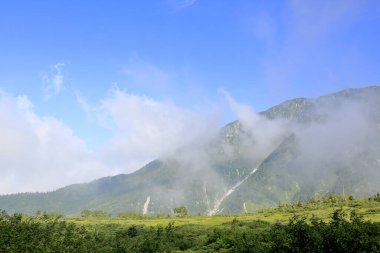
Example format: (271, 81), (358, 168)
(0, 87), (222, 194)
(1, 84), (380, 204)
(89, 87), (222, 172)
(0, 90), (105, 194)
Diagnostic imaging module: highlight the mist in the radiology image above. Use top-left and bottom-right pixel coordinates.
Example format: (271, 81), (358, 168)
(1, 86), (380, 216)
(142, 87), (380, 214)
(140, 90), (292, 214)
(290, 94), (380, 197)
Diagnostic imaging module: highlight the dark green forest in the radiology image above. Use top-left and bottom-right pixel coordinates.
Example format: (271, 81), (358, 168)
(1, 208), (379, 252)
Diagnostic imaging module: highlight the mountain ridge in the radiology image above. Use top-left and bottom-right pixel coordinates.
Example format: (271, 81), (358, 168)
(1, 86), (380, 215)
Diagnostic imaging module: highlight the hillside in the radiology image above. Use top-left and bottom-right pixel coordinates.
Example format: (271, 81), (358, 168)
(1, 86), (380, 215)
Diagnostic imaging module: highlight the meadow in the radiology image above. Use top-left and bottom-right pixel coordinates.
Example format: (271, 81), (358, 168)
(68, 194), (380, 229)
(1, 194), (380, 252)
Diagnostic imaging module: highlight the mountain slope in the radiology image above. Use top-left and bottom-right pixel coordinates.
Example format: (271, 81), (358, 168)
(1, 86), (380, 215)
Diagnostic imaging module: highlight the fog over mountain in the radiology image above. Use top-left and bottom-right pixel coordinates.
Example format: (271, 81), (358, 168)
(0, 86), (379, 215)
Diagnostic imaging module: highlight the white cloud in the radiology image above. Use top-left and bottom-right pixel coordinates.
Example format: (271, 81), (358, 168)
(220, 88), (290, 158)
(42, 63), (65, 99)
(0, 85), (222, 194)
(219, 88), (260, 128)
(96, 87), (222, 172)
(0, 90), (106, 194)
(165, 0), (197, 10)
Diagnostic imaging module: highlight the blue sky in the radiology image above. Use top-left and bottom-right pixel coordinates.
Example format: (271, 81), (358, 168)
(0, 0), (380, 193)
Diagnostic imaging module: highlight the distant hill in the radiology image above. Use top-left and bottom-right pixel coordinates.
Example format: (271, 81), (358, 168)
(1, 86), (380, 215)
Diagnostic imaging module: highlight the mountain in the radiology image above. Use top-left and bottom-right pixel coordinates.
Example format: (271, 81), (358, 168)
(1, 86), (380, 215)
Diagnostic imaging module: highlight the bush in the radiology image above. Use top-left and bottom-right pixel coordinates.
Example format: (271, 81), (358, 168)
(0, 208), (379, 252)
(173, 206), (188, 217)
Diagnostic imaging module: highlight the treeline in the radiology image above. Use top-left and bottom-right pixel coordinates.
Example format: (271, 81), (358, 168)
(1, 209), (379, 252)
(261, 193), (380, 214)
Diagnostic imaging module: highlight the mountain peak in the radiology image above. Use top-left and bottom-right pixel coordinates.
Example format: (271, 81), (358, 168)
(1, 86), (380, 215)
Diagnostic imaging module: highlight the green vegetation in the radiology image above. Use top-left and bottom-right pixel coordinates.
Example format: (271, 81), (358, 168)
(1, 209), (379, 252)
(1, 194), (380, 252)
(173, 206), (188, 217)
(80, 209), (110, 218)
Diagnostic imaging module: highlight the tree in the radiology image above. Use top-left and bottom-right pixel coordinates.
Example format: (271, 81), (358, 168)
(173, 206), (188, 217)
(80, 209), (92, 218)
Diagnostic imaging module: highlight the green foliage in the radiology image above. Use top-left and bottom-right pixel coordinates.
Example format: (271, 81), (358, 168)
(1, 207), (379, 252)
(173, 206), (188, 217)
(369, 192), (380, 202)
(34, 210), (64, 219)
(269, 210), (380, 253)
(0, 209), (114, 252)
(117, 212), (147, 219)
(80, 209), (109, 218)
(80, 209), (92, 218)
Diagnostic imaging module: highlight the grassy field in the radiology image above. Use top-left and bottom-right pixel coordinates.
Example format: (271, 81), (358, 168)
(2, 195), (379, 252)
(66, 196), (380, 231)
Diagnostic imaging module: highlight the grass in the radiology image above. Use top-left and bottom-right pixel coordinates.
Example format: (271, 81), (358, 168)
(65, 197), (380, 231)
